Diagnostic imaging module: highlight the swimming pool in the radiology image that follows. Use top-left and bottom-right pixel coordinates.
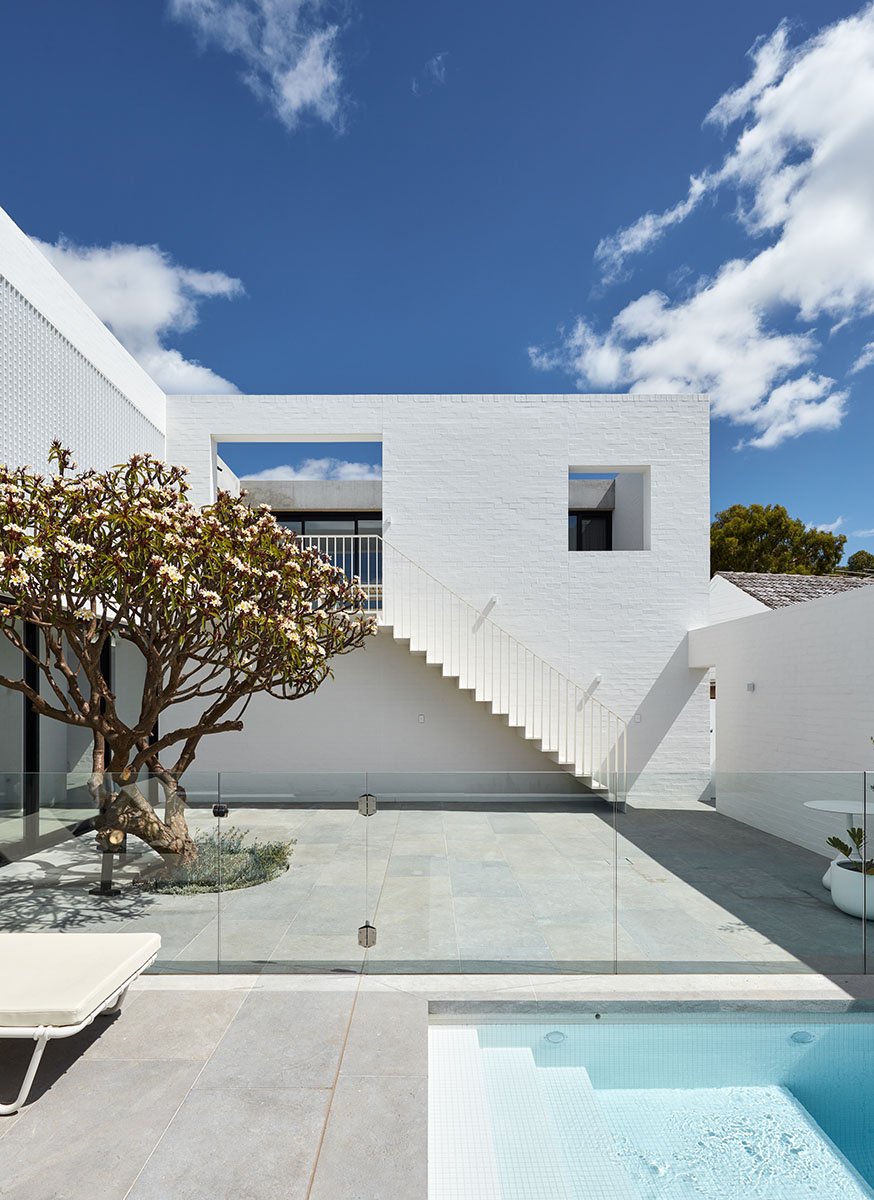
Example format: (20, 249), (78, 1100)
(429, 1013), (874, 1199)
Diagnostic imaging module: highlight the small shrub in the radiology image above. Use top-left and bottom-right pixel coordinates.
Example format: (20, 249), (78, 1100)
(138, 826), (295, 895)
(826, 827), (874, 875)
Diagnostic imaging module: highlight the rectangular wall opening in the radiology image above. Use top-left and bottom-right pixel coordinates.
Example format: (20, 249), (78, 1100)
(568, 467), (650, 551)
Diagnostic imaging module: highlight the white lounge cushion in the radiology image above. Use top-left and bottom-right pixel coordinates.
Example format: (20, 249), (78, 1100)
(0, 933), (161, 1028)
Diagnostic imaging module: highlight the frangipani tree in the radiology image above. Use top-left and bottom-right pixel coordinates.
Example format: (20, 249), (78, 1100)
(0, 443), (375, 859)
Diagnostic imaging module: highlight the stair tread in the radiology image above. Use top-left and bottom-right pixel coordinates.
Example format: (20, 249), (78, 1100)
(385, 610), (621, 805)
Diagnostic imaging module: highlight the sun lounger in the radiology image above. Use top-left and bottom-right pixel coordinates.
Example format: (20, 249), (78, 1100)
(0, 932), (160, 1113)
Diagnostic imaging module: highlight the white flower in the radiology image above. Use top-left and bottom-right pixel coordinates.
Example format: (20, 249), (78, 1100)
(237, 599), (259, 616)
(157, 564), (183, 584)
(21, 545), (43, 562)
(73, 607), (94, 620)
(200, 590), (221, 607)
(9, 568), (29, 587)
(3, 523), (25, 536)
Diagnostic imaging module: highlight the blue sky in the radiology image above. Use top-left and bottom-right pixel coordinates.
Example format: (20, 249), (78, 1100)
(2, 0), (874, 552)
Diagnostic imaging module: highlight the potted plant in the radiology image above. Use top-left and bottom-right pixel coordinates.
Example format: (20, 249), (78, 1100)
(826, 828), (874, 919)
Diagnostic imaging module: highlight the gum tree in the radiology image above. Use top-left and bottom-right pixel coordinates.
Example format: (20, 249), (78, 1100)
(711, 503), (846, 575)
(0, 443), (374, 860)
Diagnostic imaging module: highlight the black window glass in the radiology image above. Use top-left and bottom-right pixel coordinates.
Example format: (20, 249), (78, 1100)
(569, 511), (612, 551)
(578, 516), (609, 550)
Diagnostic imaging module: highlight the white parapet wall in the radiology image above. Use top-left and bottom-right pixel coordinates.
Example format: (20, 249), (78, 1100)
(689, 585), (874, 855)
(0, 205), (165, 473)
(167, 392), (712, 796)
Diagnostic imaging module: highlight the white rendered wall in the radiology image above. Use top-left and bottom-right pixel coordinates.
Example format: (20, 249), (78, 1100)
(689, 586), (874, 856)
(180, 629), (565, 778)
(167, 393), (711, 796)
(708, 575), (770, 625)
(0, 205), (165, 473)
(215, 455), (241, 498)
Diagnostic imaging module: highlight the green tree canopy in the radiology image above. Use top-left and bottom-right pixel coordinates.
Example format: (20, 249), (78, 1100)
(710, 503), (846, 576)
(847, 549), (874, 574)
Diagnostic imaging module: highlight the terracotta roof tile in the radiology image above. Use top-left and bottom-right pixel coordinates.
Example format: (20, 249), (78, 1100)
(717, 571), (874, 608)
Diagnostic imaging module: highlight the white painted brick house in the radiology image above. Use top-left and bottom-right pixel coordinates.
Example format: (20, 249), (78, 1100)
(0, 203), (712, 802)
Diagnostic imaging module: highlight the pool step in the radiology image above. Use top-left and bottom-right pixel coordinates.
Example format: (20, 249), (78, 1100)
(533, 1066), (638, 1200)
(479, 1047), (578, 1199)
(430, 1032), (639, 1200)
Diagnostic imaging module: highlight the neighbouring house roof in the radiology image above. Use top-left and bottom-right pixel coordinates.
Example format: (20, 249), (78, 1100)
(716, 571), (874, 609)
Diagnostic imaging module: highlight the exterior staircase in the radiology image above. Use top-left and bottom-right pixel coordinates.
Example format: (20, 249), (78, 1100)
(301, 534), (627, 806)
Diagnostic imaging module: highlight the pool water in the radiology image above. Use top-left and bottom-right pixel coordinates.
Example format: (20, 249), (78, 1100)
(428, 1016), (874, 1200)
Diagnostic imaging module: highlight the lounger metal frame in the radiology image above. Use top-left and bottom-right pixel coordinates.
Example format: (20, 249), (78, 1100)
(0, 948), (158, 1114)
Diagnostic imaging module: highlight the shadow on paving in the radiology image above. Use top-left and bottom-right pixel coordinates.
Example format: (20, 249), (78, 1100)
(599, 803), (868, 974)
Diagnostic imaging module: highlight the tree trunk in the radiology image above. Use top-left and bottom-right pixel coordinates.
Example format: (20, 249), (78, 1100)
(94, 771), (197, 865)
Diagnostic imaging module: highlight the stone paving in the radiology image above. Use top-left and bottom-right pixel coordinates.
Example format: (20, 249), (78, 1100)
(2, 972), (874, 1200)
(0, 797), (867, 973)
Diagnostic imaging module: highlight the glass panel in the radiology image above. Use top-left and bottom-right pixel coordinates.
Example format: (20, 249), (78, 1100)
(362, 771), (619, 974)
(216, 772), (368, 973)
(304, 519), (356, 535)
(0, 771), (220, 974)
(578, 514), (609, 550)
(568, 514), (577, 551)
(615, 771), (867, 975)
(276, 517), (302, 533)
(6, 769), (860, 976)
(357, 518), (383, 535)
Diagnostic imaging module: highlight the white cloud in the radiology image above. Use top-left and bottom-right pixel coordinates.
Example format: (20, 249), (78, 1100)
(594, 175), (709, 284)
(243, 457), (382, 480)
(705, 22), (791, 129)
(34, 236), (243, 393)
(412, 51), (448, 95)
(852, 527), (874, 537)
(532, 5), (874, 448)
(169, 0), (343, 131)
(850, 340), (874, 373)
(811, 515), (844, 532)
(427, 52), (448, 84)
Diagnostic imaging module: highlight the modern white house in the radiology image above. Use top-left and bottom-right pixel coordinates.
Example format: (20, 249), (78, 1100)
(0, 202), (713, 810)
(691, 570), (874, 855)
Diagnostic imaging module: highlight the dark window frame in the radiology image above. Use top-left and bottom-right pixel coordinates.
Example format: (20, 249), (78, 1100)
(273, 511), (382, 534)
(569, 510), (613, 551)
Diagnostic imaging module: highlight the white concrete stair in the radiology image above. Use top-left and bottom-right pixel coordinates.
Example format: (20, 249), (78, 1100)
(301, 533), (626, 803)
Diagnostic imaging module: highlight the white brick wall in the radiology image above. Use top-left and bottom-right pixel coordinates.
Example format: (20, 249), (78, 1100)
(167, 392), (711, 793)
(689, 586), (874, 854)
(0, 205), (165, 473)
